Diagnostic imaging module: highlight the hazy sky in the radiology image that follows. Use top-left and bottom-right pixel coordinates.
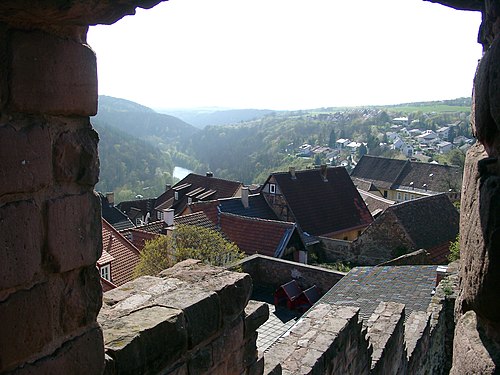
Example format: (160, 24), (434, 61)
(87, 0), (482, 111)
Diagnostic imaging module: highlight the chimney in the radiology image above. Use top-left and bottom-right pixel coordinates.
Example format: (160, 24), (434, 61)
(289, 166), (296, 179)
(206, 171), (213, 177)
(162, 208), (174, 226)
(320, 164), (328, 182)
(436, 265), (448, 286)
(165, 184), (171, 191)
(241, 187), (249, 208)
(106, 192), (114, 206)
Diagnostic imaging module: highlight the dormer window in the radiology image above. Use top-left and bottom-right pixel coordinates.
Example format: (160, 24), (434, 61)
(187, 197), (192, 204)
(174, 191), (179, 200)
(100, 264), (111, 281)
(157, 211), (162, 220)
(269, 183), (276, 194)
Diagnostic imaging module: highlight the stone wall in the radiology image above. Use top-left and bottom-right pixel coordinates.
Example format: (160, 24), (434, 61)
(0, 1), (166, 373)
(319, 209), (415, 266)
(0, 20), (104, 375)
(450, 1), (500, 373)
(263, 273), (457, 375)
(99, 260), (267, 375)
(237, 254), (345, 294)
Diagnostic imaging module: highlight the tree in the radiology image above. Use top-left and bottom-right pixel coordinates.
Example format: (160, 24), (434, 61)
(448, 234), (460, 262)
(134, 224), (244, 277)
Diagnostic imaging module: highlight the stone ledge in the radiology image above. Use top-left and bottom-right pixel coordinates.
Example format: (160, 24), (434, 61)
(99, 260), (260, 375)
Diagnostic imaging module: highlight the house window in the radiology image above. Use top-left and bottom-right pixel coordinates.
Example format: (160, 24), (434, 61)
(410, 194), (415, 200)
(157, 211), (162, 220)
(269, 183), (276, 194)
(383, 190), (388, 198)
(135, 218), (142, 226)
(404, 193), (408, 201)
(100, 264), (111, 281)
(397, 192), (402, 201)
(174, 191), (179, 200)
(187, 197), (192, 204)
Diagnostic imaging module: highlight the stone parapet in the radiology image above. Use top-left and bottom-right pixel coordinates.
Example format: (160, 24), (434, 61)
(99, 260), (266, 375)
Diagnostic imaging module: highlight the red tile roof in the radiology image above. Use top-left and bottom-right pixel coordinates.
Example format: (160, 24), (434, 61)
(268, 167), (373, 237)
(127, 228), (159, 251)
(185, 200), (220, 225)
(219, 212), (296, 257)
(101, 219), (141, 288)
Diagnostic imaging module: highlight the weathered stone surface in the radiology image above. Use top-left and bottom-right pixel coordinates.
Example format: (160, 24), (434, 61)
(405, 310), (431, 374)
(0, 23), (7, 111)
(53, 126), (99, 186)
(8, 326), (105, 375)
(46, 192), (102, 272)
(366, 302), (407, 374)
(451, 310), (500, 375)
(102, 305), (187, 375)
(0, 124), (51, 197)
(456, 145), (500, 322)
(160, 259), (252, 323)
(10, 30), (97, 115)
(0, 200), (43, 290)
(244, 300), (269, 339)
(265, 304), (371, 375)
(0, 267), (101, 372)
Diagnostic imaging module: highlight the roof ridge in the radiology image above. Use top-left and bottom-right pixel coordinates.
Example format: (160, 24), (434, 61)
(220, 211), (295, 227)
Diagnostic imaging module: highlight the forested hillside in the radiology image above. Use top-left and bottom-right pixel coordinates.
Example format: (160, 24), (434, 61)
(92, 119), (174, 202)
(92, 95), (473, 201)
(94, 96), (198, 145)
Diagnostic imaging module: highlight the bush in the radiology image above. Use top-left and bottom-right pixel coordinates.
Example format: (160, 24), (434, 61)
(135, 224), (244, 277)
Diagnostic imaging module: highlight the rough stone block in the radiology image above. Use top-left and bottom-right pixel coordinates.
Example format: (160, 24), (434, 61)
(247, 355), (264, 375)
(53, 126), (99, 186)
(244, 300), (269, 339)
(451, 310), (500, 375)
(8, 326), (104, 375)
(0, 23), (7, 110)
(187, 347), (213, 375)
(160, 260), (252, 324)
(153, 286), (221, 349)
(0, 124), (51, 196)
(10, 30), (97, 115)
(0, 200), (42, 290)
(366, 302), (406, 375)
(102, 305), (187, 375)
(457, 146), (500, 322)
(0, 267), (101, 372)
(212, 317), (244, 366)
(46, 192), (101, 272)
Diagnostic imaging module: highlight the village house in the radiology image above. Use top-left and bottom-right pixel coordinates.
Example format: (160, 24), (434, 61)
(154, 172), (243, 217)
(350, 155), (462, 202)
(320, 193), (459, 265)
(261, 166), (373, 241)
(98, 219), (141, 292)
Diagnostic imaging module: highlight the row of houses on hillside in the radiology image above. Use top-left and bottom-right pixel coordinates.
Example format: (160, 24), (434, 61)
(98, 157), (461, 290)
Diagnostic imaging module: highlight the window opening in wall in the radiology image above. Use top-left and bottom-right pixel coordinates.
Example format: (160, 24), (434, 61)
(270, 183), (276, 194)
(100, 264), (111, 281)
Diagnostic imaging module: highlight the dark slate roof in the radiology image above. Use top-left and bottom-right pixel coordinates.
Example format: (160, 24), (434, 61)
(318, 265), (438, 321)
(351, 155), (463, 194)
(270, 167), (373, 236)
(350, 156), (408, 190)
(218, 194), (279, 220)
(155, 173), (242, 215)
(386, 194), (459, 262)
(219, 213), (299, 257)
(117, 198), (157, 218)
(357, 189), (395, 215)
(99, 193), (135, 231)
